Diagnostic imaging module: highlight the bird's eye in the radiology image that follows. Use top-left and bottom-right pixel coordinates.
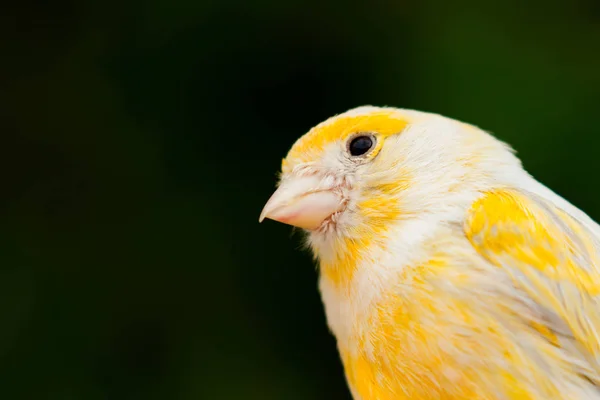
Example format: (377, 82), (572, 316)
(348, 135), (374, 157)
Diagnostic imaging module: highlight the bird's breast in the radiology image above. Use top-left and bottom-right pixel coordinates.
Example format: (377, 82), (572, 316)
(324, 256), (479, 400)
(317, 233), (584, 399)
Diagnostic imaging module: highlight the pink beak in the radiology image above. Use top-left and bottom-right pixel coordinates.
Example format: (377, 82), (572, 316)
(259, 175), (344, 230)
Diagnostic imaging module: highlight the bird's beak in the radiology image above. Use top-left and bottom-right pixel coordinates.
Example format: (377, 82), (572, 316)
(259, 175), (344, 230)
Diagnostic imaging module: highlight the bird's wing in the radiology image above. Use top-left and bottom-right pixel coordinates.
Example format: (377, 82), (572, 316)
(464, 188), (600, 375)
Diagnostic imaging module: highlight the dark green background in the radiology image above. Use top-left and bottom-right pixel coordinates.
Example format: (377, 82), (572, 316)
(2, 0), (599, 398)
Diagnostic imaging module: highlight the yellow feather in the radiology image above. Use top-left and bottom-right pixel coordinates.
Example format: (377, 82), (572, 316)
(341, 249), (537, 399)
(321, 191), (403, 286)
(283, 111), (408, 172)
(465, 189), (600, 383)
(336, 189), (600, 399)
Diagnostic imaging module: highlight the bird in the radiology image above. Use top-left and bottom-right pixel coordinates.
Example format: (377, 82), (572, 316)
(259, 106), (600, 399)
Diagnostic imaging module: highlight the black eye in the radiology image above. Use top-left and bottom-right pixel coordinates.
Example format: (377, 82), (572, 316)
(348, 135), (374, 156)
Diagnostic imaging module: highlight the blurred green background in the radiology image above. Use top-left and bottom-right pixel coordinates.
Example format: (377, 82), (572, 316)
(2, 0), (599, 398)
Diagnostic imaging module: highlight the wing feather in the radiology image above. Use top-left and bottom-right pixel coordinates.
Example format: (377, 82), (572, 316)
(465, 189), (600, 380)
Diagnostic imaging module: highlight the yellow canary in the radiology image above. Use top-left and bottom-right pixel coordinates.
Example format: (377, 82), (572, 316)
(259, 106), (600, 399)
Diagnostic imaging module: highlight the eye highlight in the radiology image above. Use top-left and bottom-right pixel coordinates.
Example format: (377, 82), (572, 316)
(348, 135), (375, 157)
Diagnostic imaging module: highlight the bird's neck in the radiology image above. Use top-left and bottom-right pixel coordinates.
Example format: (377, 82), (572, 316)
(314, 213), (451, 348)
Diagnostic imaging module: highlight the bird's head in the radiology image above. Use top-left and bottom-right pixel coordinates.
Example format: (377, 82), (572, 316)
(260, 106), (522, 268)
